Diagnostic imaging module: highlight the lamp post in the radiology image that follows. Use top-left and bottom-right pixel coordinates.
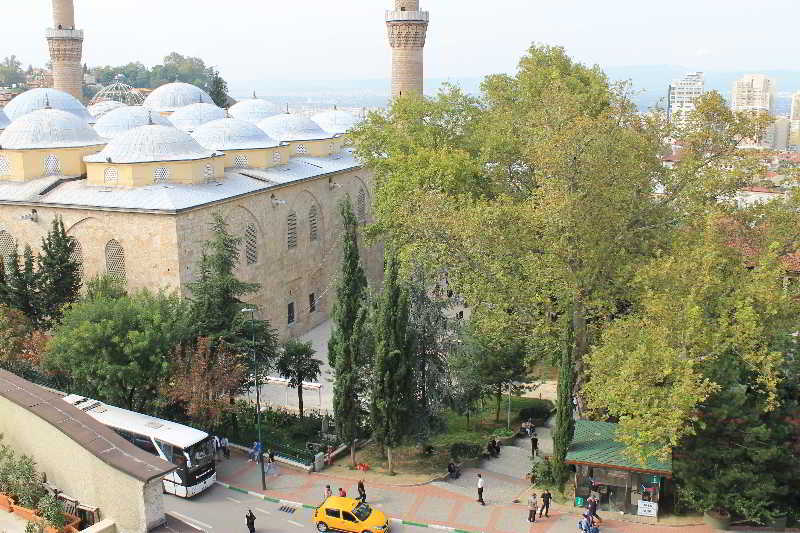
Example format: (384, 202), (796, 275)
(242, 307), (266, 490)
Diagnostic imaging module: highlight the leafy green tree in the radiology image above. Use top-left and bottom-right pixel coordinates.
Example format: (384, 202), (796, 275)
(276, 339), (322, 418)
(207, 67), (229, 108)
(371, 253), (413, 474)
(84, 274), (127, 301)
(0, 55), (24, 86)
(446, 330), (484, 429)
(3, 245), (40, 326)
(45, 290), (190, 411)
(552, 311), (575, 485)
(37, 216), (81, 328)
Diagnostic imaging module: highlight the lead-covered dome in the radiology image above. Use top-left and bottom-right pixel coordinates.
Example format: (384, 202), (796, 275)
(87, 100), (127, 119)
(0, 109), (10, 131)
(0, 109), (104, 149)
(257, 113), (333, 142)
(4, 88), (94, 124)
(85, 124), (216, 164)
(94, 106), (172, 139)
(228, 98), (280, 124)
(169, 103), (225, 133)
(143, 82), (213, 113)
(312, 109), (360, 135)
(192, 118), (280, 151)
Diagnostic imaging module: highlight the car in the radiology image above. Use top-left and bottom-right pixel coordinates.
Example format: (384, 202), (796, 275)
(313, 496), (390, 533)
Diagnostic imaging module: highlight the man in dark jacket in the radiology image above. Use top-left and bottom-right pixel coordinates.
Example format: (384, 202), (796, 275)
(245, 509), (256, 533)
(539, 489), (551, 518)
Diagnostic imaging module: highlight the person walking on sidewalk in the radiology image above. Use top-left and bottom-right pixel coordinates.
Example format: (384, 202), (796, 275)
(539, 489), (551, 518)
(245, 509), (256, 533)
(477, 474), (485, 505)
(221, 436), (230, 459)
(357, 479), (367, 503)
(528, 492), (537, 523)
(531, 435), (539, 457)
(324, 485), (332, 500)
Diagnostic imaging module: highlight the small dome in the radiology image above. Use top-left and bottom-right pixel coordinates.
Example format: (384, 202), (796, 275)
(87, 100), (127, 119)
(228, 98), (280, 124)
(0, 109), (10, 130)
(0, 109), (104, 149)
(169, 103), (226, 133)
(94, 106), (172, 139)
(85, 124), (215, 164)
(257, 113), (333, 142)
(192, 118), (280, 151)
(312, 109), (361, 135)
(143, 82), (213, 113)
(4, 88), (94, 124)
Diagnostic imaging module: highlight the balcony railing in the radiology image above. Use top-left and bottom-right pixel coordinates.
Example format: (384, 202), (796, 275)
(385, 10), (429, 22)
(46, 28), (84, 39)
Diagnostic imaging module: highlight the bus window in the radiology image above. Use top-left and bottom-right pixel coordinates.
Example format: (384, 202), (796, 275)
(132, 436), (158, 454)
(154, 439), (175, 463)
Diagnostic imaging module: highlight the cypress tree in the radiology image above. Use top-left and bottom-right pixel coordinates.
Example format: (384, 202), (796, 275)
(330, 196), (368, 466)
(6, 245), (40, 325)
(552, 310), (576, 485)
(38, 216), (81, 328)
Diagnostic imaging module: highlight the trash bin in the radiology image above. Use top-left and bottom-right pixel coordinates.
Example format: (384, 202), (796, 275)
(575, 496), (585, 507)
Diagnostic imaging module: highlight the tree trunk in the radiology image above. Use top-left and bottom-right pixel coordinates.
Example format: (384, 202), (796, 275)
(495, 385), (502, 422)
(387, 446), (394, 475)
(351, 439), (357, 467)
(298, 386), (304, 418)
(466, 409), (470, 430)
(572, 295), (588, 417)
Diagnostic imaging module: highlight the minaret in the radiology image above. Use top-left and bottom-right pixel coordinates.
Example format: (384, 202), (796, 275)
(46, 0), (84, 100)
(386, 0), (429, 98)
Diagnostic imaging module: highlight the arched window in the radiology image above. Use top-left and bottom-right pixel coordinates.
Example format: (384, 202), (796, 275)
(245, 223), (258, 265)
(233, 154), (248, 169)
(0, 230), (16, 273)
(287, 211), (297, 249)
(105, 239), (126, 281)
(296, 144), (307, 154)
(204, 164), (215, 183)
(104, 167), (119, 184)
(0, 156), (11, 177)
(153, 167), (170, 184)
(44, 154), (61, 176)
(272, 151), (281, 163)
(356, 187), (367, 223)
(70, 240), (85, 280)
(308, 205), (319, 242)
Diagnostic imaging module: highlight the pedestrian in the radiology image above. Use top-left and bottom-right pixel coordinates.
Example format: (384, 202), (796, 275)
(531, 435), (539, 458)
(357, 479), (367, 503)
(476, 473), (485, 505)
(338, 487), (347, 497)
(265, 448), (275, 475)
(213, 435), (221, 460)
(324, 485), (332, 499)
(245, 509), (256, 533)
(222, 436), (230, 459)
(587, 495), (602, 523)
(248, 441), (258, 462)
(527, 492), (537, 523)
(539, 488), (551, 518)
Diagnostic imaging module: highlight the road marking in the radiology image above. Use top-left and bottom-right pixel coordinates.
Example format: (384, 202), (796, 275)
(166, 511), (214, 530)
(288, 519), (304, 528)
(225, 496), (241, 504)
(255, 508), (271, 515)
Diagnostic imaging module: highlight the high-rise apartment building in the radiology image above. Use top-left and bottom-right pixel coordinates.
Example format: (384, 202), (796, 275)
(731, 74), (776, 115)
(667, 72), (704, 125)
(789, 92), (800, 148)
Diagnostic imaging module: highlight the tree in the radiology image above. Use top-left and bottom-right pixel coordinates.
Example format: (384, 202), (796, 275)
(446, 330), (484, 429)
(370, 253), (413, 474)
(37, 216), (81, 328)
(330, 196), (369, 465)
(45, 290), (190, 411)
(552, 311), (575, 485)
(3, 245), (40, 326)
(84, 274), (127, 301)
(0, 305), (32, 371)
(207, 67), (229, 108)
(0, 55), (24, 86)
(276, 339), (322, 418)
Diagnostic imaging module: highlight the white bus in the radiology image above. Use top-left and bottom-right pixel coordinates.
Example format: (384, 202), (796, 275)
(62, 395), (216, 498)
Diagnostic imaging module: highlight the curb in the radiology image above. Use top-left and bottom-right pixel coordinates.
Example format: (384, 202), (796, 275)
(215, 481), (483, 532)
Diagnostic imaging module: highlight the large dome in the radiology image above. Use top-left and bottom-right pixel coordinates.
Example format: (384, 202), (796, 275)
(4, 88), (94, 124)
(85, 124), (215, 164)
(257, 113), (332, 142)
(168, 103), (225, 133)
(94, 106), (172, 139)
(311, 109), (361, 135)
(143, 82), (213, 113)
(87, 100), (127, 119)
(228, 98), (280, 124)
(0, 109), (104, 150)
(192, 118), (279, 151)
(0, 110), (9, 131)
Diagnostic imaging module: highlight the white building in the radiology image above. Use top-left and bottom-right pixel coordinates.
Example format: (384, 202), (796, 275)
(667, 72), (704, 126)
(789, 91), (800, 149)
(731, 74), (776, 115)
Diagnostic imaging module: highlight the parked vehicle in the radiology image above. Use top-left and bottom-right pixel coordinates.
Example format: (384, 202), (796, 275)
(313, 496), (390, 532)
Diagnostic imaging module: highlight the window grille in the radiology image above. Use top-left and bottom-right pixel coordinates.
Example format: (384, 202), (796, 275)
(204, 164), (215, 183)
(287, 211), (297, 249)
(105, 239), (126, 281)
(272, 151), (281, 163)
(103, 167), (118, 184)
(0, 156), (10, 177)
(0, 230), (15, 273)
(153, 167), (170, 184)
(357, 187), (367, 222)
(309, 205), (319, 242)
(245, 223), (257, 265)
(233, 154), (248, 169)
(309, 293), (316, 313)
(287, 302), (295, 325)
(44, 154), (61, 176)
(296, 144), (307, 154)
(70, 240), (85, 279)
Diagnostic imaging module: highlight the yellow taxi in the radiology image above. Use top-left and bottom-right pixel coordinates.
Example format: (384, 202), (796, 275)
(313, 496), (390, 533)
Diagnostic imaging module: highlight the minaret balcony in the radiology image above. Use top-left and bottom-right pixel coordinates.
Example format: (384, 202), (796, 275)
(385, 10), (429, 22)
(46, 28), (84, 40)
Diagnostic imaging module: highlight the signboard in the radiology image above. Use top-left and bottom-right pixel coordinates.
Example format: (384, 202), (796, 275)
(637, 500), (658, 517)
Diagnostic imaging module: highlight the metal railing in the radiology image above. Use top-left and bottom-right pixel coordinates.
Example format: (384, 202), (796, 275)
(385, 10), (429, 22)
(46, 28), (84, 39)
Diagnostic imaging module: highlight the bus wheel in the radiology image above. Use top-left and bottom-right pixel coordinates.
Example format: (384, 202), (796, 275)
(316, 523), (328, 532)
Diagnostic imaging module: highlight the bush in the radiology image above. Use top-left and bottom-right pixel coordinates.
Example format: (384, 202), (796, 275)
(516, 399), (555, 423)
(37, 494), (66, 528)
(449, 442), (482, 461)
(532, 457), (559, 486)
(491, 428), (515, 439)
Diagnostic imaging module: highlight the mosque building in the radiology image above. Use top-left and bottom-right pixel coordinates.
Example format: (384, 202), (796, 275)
(0, 0), (400, 339)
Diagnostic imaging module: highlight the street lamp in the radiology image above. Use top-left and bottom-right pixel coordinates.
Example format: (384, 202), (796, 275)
(242, 307), (266, 490)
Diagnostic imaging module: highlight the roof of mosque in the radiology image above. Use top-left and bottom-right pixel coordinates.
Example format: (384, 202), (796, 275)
(257, 113), (334, 142)
(228, 98), (281, 124)
(4, 88), (95, 124)
(143, 82), (213, 113)
(191, 117), (280, 151)
(0, 109), (9, 130)
(93, 106), (172, 140)
(87, 100), (127, 119)
(84, 124), (217, 164)
(311, 109), (361, 134)
(0, 109), (105, 150)
(168, 103), (226, 133)
(0, 149), (360, 213)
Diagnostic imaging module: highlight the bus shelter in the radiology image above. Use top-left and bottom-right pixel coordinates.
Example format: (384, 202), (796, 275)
(566, 421), (672, 519)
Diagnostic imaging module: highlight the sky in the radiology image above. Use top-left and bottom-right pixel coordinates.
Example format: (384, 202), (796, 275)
(1, 0), (797, 86)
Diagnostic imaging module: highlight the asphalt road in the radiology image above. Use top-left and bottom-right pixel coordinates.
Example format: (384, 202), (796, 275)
(163, 483), (418, 533)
